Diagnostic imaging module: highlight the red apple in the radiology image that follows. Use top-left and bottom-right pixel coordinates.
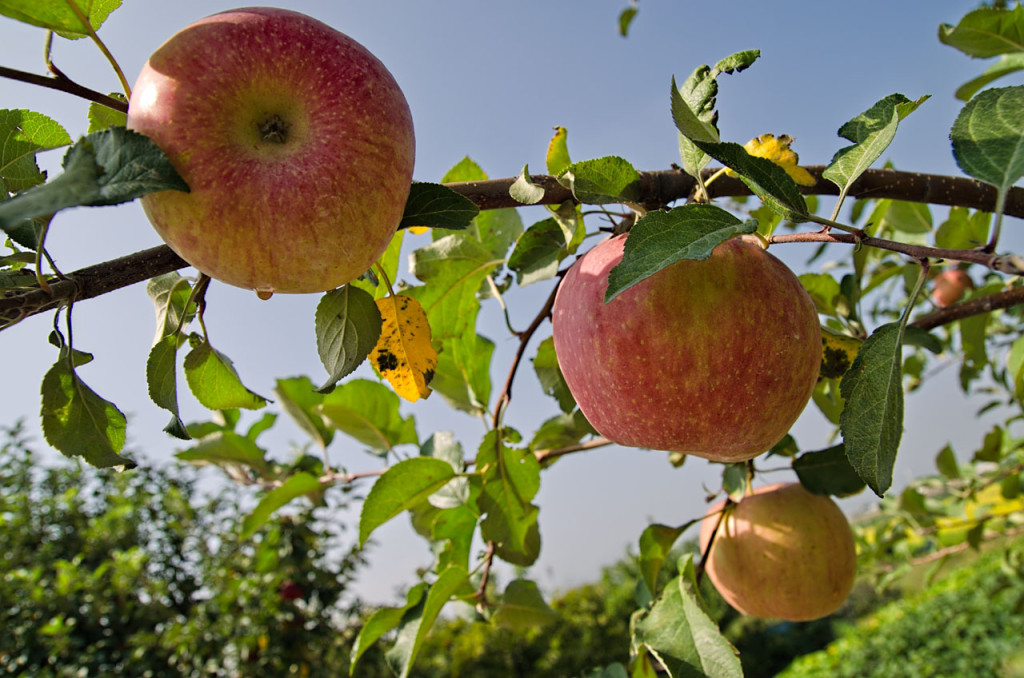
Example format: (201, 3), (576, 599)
(551, 234), (820, 462)
(931, 269), (973, 308)
(699, 482), (856, 621)
(127, 7), (415, 295)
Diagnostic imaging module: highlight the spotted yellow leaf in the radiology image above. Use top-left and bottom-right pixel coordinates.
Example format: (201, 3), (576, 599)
(371, 294), (437, 402)
(820, 327), (863, 380)
(731, 133), (816, 187)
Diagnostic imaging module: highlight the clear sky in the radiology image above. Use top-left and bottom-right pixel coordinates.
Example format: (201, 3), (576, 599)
(0, 1), (1015, 604)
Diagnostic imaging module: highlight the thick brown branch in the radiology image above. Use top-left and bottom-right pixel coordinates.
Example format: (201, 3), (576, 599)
(2, 167), (1023, 329)
(0, 65), (128, 112)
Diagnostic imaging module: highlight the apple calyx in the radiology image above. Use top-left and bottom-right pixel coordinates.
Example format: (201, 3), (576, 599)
(258, 114), (290, 144)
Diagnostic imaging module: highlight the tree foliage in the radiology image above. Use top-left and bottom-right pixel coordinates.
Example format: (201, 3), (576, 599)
(3, 1), (1024, 675)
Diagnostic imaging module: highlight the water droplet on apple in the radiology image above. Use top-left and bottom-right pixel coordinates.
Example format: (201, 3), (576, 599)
(255, 287), (274, 300)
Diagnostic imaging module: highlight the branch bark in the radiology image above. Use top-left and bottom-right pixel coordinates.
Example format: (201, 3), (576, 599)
(3, 167), (1024, 329)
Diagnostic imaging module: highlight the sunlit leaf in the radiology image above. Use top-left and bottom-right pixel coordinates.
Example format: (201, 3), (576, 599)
(0, 0), (123, 36)
(956, 53), (1024, 100)
(533, 336), (575, 413)
(175, 430), (272, 477)
(546, 126), (571, 176)
(239, 472), (322, 539)
(492, 579), (559, 629)
(693, 139), (808, 219)
(371, 294), (437, 402)
(87, 95), (127, 132)
(317, 378), (418, 453)
(510, 164), (545, 204)
(385, 565), (470, 678)
(184, 336), (267, 411)
(633, 554), (742, 678)
(939, 4), (1024, 58)
(0, 109), (71, 193)
(560, 156), (641, 204)
(41, 356), (132, 469)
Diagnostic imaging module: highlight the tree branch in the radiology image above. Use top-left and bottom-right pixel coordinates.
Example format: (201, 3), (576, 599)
(0, 65), (129, 112)
(4, 167), (1024, 329)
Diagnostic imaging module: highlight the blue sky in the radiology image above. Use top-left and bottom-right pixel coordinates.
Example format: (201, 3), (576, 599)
(0, 1), (1013, 603)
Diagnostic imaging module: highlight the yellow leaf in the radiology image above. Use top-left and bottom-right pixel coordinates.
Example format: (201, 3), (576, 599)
(734, 133), (816, 186)
(370, 295), (437, 402)
(408, 226), (430, 235)
(820, 327), (863, 381)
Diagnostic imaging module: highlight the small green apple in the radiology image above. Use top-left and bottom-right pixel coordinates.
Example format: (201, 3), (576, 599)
(127, 7), (415, 295)
(699, 482), (857, 621)
(551, 234), (820, 462)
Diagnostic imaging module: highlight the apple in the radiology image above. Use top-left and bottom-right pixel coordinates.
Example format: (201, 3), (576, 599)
(127, 7), (415, 295)
(699, 482), (856, 621)
(931, 269), (973, 308)
(551, 234), (820, 462)
(279, 579), (305, 601)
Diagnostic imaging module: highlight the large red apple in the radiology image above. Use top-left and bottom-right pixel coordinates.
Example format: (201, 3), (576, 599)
(699, 482), (856, 621)
(551, 234), (820, 462)
(127, 7), (415, 295)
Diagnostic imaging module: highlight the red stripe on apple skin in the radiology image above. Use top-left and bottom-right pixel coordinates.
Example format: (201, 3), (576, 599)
(128, 7), (415, 295)
(552, 234), (821, 462)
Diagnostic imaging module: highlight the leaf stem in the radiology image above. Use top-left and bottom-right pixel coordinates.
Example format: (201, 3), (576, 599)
(65, 0), (132, 99)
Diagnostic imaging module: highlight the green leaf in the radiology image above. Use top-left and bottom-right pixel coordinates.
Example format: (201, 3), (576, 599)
(604, 204), (755, 302)
(184, 337), (268, 411)
(560, 156), (642, 204)
(477, 429), (542, 565)
(40, 357), (132, 468)
(175, 430), (272, 476)
(144, 273), (193, 438)
(618, 6), (637, 36)
(87, 95), (127, 132)
(0, 127), (188, 231)
(670, 75), (720, 144)
(315, 285), (382, 391)
(0, 0), (122, 36)
(409, 231), (497, 285)
(492, 579), (559, 629)
(436, 158), (521, 259)
(633, 554), (742, 678)
(420, 431), (470, 510)
(533, 336), (575, 413)
(0, 109), (71, 193)
(546, 127), (572, 176)
(939, 4), (1024, 58)
(638, 523), (685, 597)
(359, 458), (456, 546)
(350, 584), (426, 676)
(528, 410), (595, 453)
(840, 322), (905, 496)
(508, 217), (570, 286)
(935, 444), (962, 479)
(693, 140), (808, 219)
(317, 378), (418, 454)
(951, 85), (1024, 195)
(430, 330), (494, 416)
(510, 164), (545, 204)
(385, 565), (470, 678)
(274, 376), (334, 449)
(956, 53), (1024, 101)
(672, 52), (759, 179)
(241, 472), (322, 539)
(793, 443), (867, 496)
(399, 181), (478, 231)
(147, 334), (188, 439)
(823, 94), (926, 200)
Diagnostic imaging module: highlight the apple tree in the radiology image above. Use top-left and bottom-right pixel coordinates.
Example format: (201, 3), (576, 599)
(2, 2), (1024, 676)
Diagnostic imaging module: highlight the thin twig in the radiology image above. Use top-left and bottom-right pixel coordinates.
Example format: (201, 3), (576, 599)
(0, 65), (128, 112)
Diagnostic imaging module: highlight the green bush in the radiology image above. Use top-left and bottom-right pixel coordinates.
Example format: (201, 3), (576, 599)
(779, 547), (1024, 677)
(0, 424), (382, 677)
